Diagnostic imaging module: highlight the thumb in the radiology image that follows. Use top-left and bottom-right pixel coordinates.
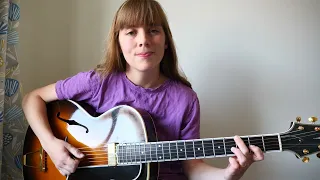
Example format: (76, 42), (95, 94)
(64, 142), (84, 159)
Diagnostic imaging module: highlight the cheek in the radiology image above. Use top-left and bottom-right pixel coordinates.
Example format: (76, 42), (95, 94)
(119, 37), (135, 54)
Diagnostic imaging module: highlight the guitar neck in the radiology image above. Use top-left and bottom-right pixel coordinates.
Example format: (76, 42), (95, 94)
(116, 134), (282, 164)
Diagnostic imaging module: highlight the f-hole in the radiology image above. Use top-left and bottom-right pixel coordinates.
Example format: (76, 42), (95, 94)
(56, 112), (89, 133)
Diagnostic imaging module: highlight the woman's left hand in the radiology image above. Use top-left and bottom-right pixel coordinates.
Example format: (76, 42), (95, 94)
(224, 135), (264, 180)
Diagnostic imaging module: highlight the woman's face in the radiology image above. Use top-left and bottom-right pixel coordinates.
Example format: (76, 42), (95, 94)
(118, 25), (167, 73)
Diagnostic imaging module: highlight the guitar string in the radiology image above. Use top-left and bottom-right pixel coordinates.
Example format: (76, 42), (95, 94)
(78, 142), (320, 162)
(75, 129), (318, 152)
(78, 128), (320, 162)
(75, 127), (319, 151)
(77, 143), (320, 165)
(64, 130), (319, 162)
(76, 135), (280, 150)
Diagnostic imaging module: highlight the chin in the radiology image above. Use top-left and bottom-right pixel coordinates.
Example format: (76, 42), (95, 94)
(136, 65), (160, 73)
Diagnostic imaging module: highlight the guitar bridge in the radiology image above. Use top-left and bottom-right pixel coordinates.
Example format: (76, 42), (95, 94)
(23, 147), (47, 172)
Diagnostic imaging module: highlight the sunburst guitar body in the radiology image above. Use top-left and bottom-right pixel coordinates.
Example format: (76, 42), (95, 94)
(23, 100), (158, 180)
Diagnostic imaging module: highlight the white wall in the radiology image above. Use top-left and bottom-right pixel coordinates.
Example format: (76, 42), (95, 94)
(19, 0), (320, 179)
(19, 0), (72, 95)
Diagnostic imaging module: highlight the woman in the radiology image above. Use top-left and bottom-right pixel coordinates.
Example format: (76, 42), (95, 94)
(22, 0), (264, 179)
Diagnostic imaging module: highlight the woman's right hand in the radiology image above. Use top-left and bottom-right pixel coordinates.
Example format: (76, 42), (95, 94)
(42, 137), (85, 176)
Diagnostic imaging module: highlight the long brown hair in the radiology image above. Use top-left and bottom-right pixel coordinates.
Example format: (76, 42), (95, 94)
(95, 0), (192, 88)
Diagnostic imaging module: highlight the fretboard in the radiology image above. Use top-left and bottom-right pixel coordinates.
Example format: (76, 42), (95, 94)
(116, 134), (281, 164)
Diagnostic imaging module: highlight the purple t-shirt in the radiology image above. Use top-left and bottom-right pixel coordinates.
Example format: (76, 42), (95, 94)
(55, 70), (200, 179)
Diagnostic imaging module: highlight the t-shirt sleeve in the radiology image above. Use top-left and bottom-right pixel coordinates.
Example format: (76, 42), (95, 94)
(55, 70), (100, 102)
(180, 95), (201, 140)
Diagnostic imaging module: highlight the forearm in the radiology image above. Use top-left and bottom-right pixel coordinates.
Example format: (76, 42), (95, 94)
(184, 160), (227, 180)
(22, 92), (55, 145)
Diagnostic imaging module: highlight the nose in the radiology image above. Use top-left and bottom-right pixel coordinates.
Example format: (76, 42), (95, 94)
(137, 29), (150, 47)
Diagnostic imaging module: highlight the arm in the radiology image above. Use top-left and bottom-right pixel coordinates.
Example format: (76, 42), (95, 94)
(183, 136), (264, 180)
(22, 83), (59, 146)
(22, 70), (99, 145)
(183, 159), (225, 180)
(22, 83), (84, 176)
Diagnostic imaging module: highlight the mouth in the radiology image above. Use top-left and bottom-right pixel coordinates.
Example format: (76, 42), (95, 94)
(136, 52), (154, 58)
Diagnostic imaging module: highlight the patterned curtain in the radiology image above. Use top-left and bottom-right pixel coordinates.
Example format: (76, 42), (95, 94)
(0, 0), (27, 179)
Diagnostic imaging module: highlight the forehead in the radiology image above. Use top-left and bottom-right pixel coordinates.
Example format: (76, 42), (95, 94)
(115, 1), (163, 31)
(121, 25), (163, 30)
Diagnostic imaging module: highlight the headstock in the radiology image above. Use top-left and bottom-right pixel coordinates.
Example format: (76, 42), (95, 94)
(281, 116), (320, 163)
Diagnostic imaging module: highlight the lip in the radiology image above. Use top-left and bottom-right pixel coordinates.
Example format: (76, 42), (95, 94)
(136, 52), (154, 58)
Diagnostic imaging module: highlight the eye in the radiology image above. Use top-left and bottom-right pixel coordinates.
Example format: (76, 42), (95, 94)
(150, 29), (159, 34)
(126, 30), (136, 36)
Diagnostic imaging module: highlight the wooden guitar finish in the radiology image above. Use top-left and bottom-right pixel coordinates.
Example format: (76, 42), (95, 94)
(23, 100), (159, 180)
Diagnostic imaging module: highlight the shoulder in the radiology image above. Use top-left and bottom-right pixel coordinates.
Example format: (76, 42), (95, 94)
(62, 70), (122, 84)
(168, 80), (199, 103)
(55, 70), (120, 100)
(165, 80), (200, 116)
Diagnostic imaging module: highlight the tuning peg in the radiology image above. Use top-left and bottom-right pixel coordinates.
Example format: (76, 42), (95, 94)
(296, 116), (302, 122)
(308, 116), (318, 123)
(302, 157), (310, 163)
(317, 153), (320, 159)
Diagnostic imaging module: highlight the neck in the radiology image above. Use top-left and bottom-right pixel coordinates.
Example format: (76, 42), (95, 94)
(125, 68), (163, 89)
(116, 134), (282, 164)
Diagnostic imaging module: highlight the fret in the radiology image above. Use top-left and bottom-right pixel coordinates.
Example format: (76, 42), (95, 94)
(213, 139), (225, 156)
(168, 142), (171, 160)
(134, 144), (136, 162)
(203, 139), (214, 157)
(130, 144), (134, 163)
(249, 136), (265, 152)
(223, 138), (226, 155)
(185, 141), (194, 158)
(156, 143), (164, 161)
(225, 138), (236, 155)
(142, 144), (146, 162)
(135, 143), (141, 162)
(122, 144), (125, 163)
(264, 135), (280, 151)
(242, 138), (250, 147)
(170, 142), (178, 160)
(212, 139), (215, 156)
(262, 135), (266, 152)
(162, 142), (165, 160)
(163, 142), (171, 160)
(201, 140), (205, 157)
(118, 144), (123, 163)
(184, 142), (187, 158)
(194, 140), (205, 158)
(145, 143), (151, 161)
(132, 144), (135, 163)
(150, 143), (157, 161)
(124, 144), (128, 163)
(177, 141), (186, 159)
(127, 144), (132, 163)
(247, 137), (252, 153)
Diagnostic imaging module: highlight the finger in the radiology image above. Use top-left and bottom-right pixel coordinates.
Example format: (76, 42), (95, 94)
(228, 156), (240, 170)
(249, 145), (264, 161)
(231, 147), (250, 167)
(58, 167), (71, 176)
(63, 156), (78, 173)
(234, 136), (250, 157)
(64, 143), (84, 159)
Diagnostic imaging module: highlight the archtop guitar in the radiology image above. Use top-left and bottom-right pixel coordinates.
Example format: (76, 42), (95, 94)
(22, 100), (320, 179)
